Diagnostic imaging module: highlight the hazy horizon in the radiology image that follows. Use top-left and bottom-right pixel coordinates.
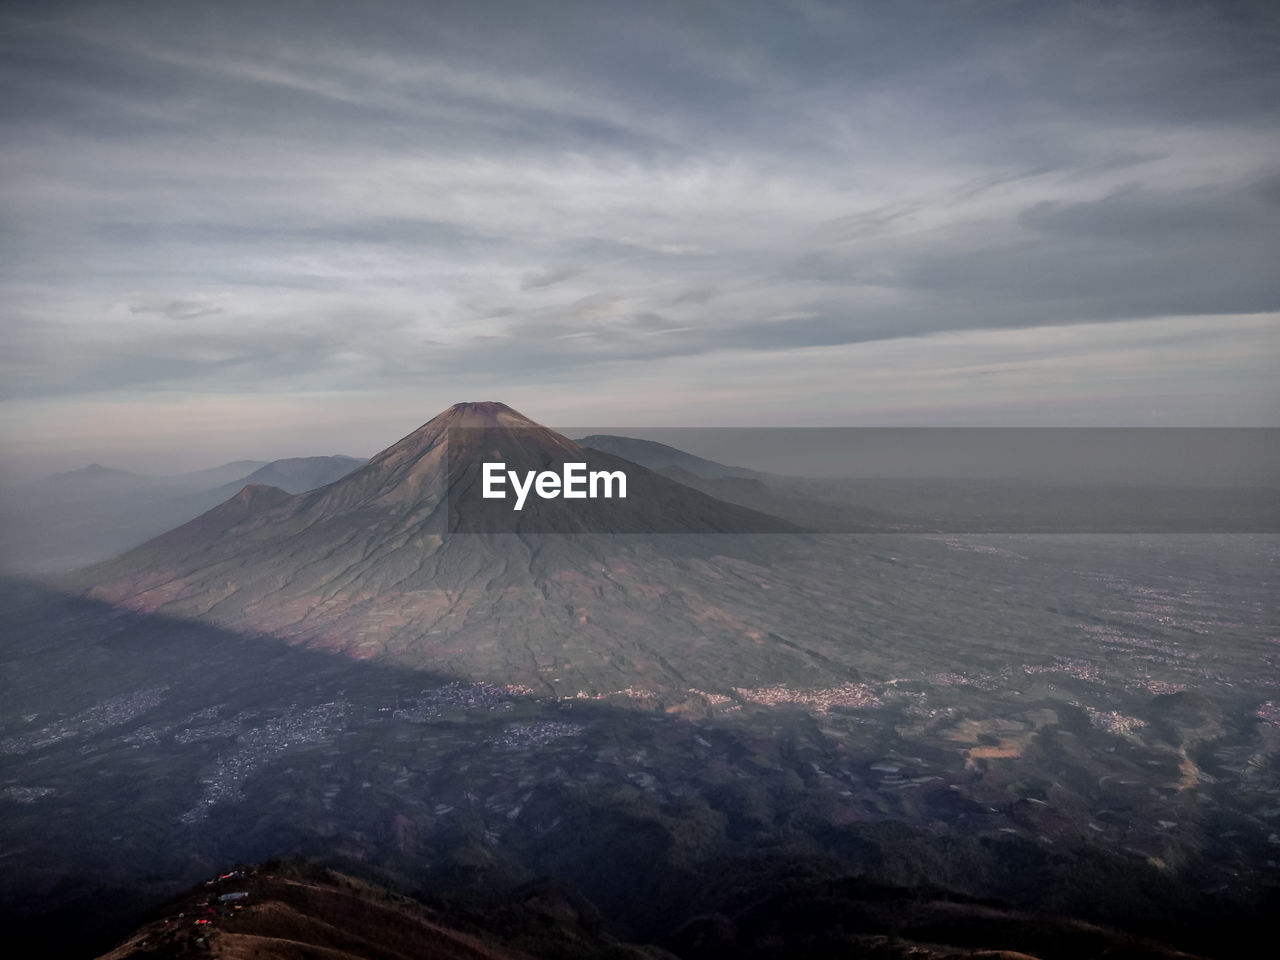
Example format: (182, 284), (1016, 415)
(9, 421), (1279, 490)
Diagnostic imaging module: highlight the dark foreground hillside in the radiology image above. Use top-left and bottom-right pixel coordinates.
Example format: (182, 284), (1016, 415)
(97, 857), (1211, 960)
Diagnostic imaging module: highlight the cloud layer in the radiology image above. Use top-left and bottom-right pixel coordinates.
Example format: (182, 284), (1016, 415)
(1, 0), (1278, 466)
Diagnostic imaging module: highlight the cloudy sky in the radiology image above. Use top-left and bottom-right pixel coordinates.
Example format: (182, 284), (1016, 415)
(2, 0), (1278, 474)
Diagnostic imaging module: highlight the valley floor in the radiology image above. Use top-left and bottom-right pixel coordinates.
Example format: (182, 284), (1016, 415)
(1, 535), (1276, 958)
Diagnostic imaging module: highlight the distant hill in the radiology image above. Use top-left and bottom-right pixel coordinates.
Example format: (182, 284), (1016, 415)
(160, 459), (271, 492)
(0, 456), (362, 572)
(29, 464), (163, 502)
(32, 460), (272, 499)
(204, 455), (364, 502)
(47, 463), (144, 484)
(577, 434), (763, 479)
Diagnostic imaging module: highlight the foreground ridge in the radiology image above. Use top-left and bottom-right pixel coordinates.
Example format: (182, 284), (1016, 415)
(97, 858), (1209, 960)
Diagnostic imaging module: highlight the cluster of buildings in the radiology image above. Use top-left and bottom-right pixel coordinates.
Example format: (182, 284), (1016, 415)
(0, 684), (169, 755)
(733, 681), (883, 713)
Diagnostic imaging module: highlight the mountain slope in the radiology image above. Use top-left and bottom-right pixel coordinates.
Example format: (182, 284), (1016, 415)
(0, 457), (364, 572)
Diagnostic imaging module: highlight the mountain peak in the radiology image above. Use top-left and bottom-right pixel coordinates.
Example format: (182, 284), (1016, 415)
(232, 482), (290, 504)
(436, 401), (535, 427)
(54, 463), (138, 479)
(243, 401), (574, 515)
(372, 401), (552, 465)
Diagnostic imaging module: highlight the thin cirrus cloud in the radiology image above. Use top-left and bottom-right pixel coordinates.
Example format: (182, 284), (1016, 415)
(0, 0), (1278, 468)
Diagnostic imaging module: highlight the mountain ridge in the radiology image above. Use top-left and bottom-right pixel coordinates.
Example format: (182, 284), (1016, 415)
(204, 456), (365, 504)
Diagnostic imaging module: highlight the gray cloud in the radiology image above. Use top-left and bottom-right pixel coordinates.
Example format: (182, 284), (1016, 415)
(1, 0), (1278, 427)
(520, 265), (578, 290)
(128, 298), (225, 321)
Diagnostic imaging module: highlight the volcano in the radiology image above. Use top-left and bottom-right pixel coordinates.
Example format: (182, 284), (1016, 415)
(80, 403), (861, 698)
